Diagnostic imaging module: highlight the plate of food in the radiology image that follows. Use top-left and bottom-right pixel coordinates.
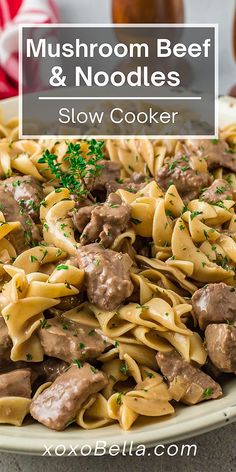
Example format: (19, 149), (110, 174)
(0, 95), (235, 455)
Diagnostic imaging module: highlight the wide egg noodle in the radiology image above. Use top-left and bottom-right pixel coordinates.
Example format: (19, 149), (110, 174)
(0, 113), (234, 431)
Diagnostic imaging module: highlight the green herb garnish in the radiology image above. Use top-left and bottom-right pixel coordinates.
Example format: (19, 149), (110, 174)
(203, 387), (214, 397)
(38, 140), (104, 200)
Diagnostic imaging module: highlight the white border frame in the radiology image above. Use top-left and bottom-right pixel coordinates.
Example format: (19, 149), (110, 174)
(19, 23), (219, 139)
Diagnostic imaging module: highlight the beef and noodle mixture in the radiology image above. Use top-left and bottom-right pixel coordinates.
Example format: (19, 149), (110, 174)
(0, 117), (235, 431)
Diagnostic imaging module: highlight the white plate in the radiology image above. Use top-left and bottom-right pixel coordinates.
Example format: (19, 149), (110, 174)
(0, 96), (236, 455)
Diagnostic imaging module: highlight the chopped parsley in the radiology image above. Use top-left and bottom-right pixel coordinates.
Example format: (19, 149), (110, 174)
(181, 205), (189, 215)
(88, 329), (95, 336)
(12, 180), (20, 187)
(40, 249), (48, 262)
(109, 374), (117, 382)
(90, 366), (98, 374)
(40, 319), (51, 329)
(72, 359), (83, 368)
(119, 363), (129, 376)
(26, 353), (33, 361)
(169, 160), (178, 171)
(203, 387), (214, 397)
(116, 392), (123, 406)
(225, 148), (235, 154)
(215, 185), (227, 195)
(30, 255), (38, 262)
(215, 255), (229, 270)
(144, 370), (155, 378)
(190, 211), (203, 220)
(56, 264), (69, 270)
(213, 201), (228, 210)
(165, 209), (174, 219)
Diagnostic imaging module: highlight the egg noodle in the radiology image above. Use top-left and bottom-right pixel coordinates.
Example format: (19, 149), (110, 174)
(0, 113), (235, 431)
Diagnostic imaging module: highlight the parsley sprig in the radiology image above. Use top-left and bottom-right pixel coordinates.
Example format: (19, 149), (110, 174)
(38, 140), (104, 200)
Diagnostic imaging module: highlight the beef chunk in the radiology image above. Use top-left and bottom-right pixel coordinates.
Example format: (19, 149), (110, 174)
(187, 139), (236, 171)
(72, 193), (130, 247)
(33, 358), (68, 383)
(200, 179), (234, 203)
(72, 205), (94, 233)
(39, 316), (106, 363)
(72, 243), (133, 311)
(106, 173), (148, 195)
(3, 175), (44, 220)
(0, 187), (41, 252)
(85, 160), (121, 192)
(205, 323), (236, 373)
(0, 369), (31, 398)
(0, 360), (28, 374)
(156, 350), (222, 405)
(0, 316), (12, 360)
(192, 283), (236, 330)
(30, 363), (108, 430)
(156, 157), (211, 201)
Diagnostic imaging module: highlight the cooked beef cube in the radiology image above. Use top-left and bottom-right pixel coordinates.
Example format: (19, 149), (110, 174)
(72, 193), (130, 248)
(192, 283), (236, 330)
(0, 316), (12, 360)
(85, 160), (121, 192)
(30, 363), (108, 430)
(132, 172), (147, 184)
(205, 323), (236, 373)
(156, 350), (222, 405)
(39, 316), (106, 363)
(72, 205), (94, 233)
(0, 369), (31, 398)
(187, 139), (236, 171)
(106, 173), (148, 195)
(3, 175), (44, 220)
(200, 179), (234, 203)
(33, 358), (68, 383)
(156, 157), (211, 202)
(0, 188), (41, 252)
(71, 243), (133, 311)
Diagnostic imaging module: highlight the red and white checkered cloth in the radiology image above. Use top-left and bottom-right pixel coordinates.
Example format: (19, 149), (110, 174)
(0, 0), (59, 99)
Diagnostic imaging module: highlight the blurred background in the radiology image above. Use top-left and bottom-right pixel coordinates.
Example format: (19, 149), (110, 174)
(56, 0), (236, 95)
(0, 0), (235, 99)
